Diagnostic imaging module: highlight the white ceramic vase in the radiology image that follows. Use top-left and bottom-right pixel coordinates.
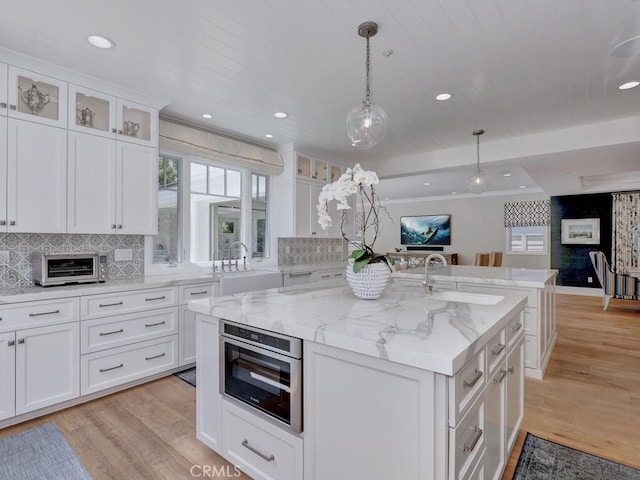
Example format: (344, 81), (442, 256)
(345, 261), (391, 300)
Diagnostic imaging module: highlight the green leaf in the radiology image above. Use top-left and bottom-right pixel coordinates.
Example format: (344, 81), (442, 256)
(350, 249), (367, 261)
(352, 257), (371, 273)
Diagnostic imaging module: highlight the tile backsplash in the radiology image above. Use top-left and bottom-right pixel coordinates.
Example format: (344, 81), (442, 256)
(277, 237), (346, 266)
(0, 233), (144, 286)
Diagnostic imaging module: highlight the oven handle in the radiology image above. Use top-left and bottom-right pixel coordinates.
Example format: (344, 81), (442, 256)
(249, 371), (291, 393)
(220, 334), (301, 363)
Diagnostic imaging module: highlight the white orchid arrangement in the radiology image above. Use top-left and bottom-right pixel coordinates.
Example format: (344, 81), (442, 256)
(317, 163), (394, 273)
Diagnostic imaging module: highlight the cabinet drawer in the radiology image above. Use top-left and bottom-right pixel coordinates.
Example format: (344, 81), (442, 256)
(450, 394), (486, 480)
(506, 312), (525, 347)
(80, 306), (178, 354)
(486, 328), (506, 377)
(80, 335), (178, 395)
(222, 400), (303, 480)
(450, 348), (486, 426)
(179, 283), (217, 304)
(313, 269), (344, 282)
(0, 297), (79, 332)
(81, 287), (178, 319)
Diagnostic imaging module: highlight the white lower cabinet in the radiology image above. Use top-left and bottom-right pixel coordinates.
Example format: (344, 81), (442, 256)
(0, 332), (15, 421)
(485, 364), (506, 480)
(179, 283), (217, 366)
(223, 400), (303, 480)
(196, 314), (222, 453)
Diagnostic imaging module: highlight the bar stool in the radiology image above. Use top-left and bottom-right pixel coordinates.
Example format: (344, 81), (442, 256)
(473, 253), (490, 266)
(489, 251), (503, 267)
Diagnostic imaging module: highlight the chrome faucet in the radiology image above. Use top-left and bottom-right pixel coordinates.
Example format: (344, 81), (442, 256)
(422, 253), (447, 294)
(227, 241), (249, 271)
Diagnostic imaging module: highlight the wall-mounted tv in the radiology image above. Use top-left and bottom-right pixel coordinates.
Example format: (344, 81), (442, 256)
(400, 214), (451, 246)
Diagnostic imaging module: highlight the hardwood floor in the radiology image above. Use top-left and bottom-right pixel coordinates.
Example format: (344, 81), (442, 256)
(1, 294), (638, 479)
(502, 294), (640, 478)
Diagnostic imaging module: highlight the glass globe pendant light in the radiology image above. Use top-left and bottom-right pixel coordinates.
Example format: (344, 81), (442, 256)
(467, 129), (489, 194)
(346, 21), (387, 149)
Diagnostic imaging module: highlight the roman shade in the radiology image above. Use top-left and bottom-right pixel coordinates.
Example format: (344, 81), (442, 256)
(159, 118), (284, 175)
(504, 200), (550, 227)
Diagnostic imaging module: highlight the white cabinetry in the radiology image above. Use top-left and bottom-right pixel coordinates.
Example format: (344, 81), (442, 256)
(7, 66), (67, 128)
(0, 298), (80, 421)
(196, 313), (222, 453)
(0, 62), (7, 115)
(3, 118), (67, 233)
(67, 131), (157, 234)
(179, 283), (217, 366)
(79, 287), (179, 395)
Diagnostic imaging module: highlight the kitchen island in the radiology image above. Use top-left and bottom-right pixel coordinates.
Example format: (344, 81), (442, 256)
(189, 280), (528, 480)
(394, 265), (558, 379)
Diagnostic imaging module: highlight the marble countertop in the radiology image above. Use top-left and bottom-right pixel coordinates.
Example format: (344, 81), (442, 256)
(393, 265), (558, 288)
(189, 280), (528, 376)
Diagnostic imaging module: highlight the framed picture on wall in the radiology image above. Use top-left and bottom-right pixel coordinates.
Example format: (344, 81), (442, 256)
(561, 218), (600, 244)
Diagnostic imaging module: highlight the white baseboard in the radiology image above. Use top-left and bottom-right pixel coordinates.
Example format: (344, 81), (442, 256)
(556, 286), (602, 297)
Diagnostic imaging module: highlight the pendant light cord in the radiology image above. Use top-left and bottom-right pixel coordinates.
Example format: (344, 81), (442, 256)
(365, 36), (371, 106)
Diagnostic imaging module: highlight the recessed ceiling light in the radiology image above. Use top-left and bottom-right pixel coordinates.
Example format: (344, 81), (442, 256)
(618, 81), (640, 90)
(88, 35), (115, 49)
(274, 112), (288, 118)
(201, 113), (212, 119)
(519, 185), (526, 189)
(423, 182), (430, 186)
(612, 34), (640, 58)
(435, 93), (452, 101)
(503, 172), (512, 177)
(451, 191), (458, 195)
(265, 134), (274, 138)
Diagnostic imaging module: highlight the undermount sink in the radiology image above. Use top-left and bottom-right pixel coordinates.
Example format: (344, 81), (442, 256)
(216, 270), (283, 296)
(430, 291), (504, 305)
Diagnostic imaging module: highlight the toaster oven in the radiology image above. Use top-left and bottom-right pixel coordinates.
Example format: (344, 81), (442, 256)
(32, 252), (107, 286)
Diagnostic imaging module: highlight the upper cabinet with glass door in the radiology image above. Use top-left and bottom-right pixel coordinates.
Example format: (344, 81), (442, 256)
(296, 153), (342, 184)
(0, 62), (7, 116)
(68, 84), (117, 139)
(7, 66), (67, 128)
(117, 98), (157, 147)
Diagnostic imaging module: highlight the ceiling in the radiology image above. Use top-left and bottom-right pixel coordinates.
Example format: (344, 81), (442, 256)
(2, 0), (640, 200)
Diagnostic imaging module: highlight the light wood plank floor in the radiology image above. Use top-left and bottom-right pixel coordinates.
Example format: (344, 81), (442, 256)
(1, 294), (638, 479)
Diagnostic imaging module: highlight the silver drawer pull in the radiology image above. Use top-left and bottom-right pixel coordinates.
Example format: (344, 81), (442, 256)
(319, 274), (330, 279)
(145, 353), (166, 361)
(508, 366), (515, 375)
(0, 102), (6, 108)
(463, 369), (483, 389)
(17, 338), (24, 344)
(463, 427), (483, 452)
(333, 273), (343, 277)
(289, 272), (312, 277)
(241, 439), (275, 462)
(145, 296), (166, 302)
(494, 369), (508, 384)
(8, 340), (15, 347)
(10, 105), (16, 110)
(491, 344), (505, 356)
(145, 321), (166, 328)
(512, 322), (523, 332)
(29, 309), (60, 317)
(189, 291), (208, 295)
(100, 363), (124, 373)
(99, 301), (124, 308)
(99, 329), (124, 336)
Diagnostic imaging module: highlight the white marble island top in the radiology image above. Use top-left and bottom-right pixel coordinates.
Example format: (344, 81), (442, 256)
(394, 265), (558, 288)
(189, 281), (527, 376)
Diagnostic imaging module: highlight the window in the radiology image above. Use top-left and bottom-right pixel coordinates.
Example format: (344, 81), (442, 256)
(153, 155), (181, 263)
(507, 225), (547, 254)
(150, 154), (270, 269)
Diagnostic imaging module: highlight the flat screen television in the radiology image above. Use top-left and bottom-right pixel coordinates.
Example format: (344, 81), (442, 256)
(400, 214), (451, 246)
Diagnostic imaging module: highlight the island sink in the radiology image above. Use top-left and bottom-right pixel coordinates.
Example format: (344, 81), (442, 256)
(430, 290), (504, 305)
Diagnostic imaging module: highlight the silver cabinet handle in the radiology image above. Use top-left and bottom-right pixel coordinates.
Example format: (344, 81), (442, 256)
(10, 105), (16, 110)
(512, 322), (523, 332)
(29, 309), (60, 317)
(9, 221), (15, 226)
(145, 296), (166, 302)
(189, 291), (208, 296)
(145, 353), (166, 361)
(508, 366), (515, 375)
(494, 369), (508, 384)
(100, 363), (123, 373)
(0, 221), (5, 226)
(0, 102), (6, 108)
(17, 338), (25, 344)
(491, 344), (505, 356)
(145, 321), (166, 327)
(319, 274), (331, 279)
(111, 128), (117, 133)
(463, 369), (483, 389)
(8, 340), (15, 347)
(241, 439), (275, 462)
(118, 129), (123, 134)
(289, 272), (312, 277)
(117, 225), (123, 229)
(99, 301), (124, 308)
(111, 224), (117, 229)
(99, 329), (124, 336)
(463, 427), (483, 452)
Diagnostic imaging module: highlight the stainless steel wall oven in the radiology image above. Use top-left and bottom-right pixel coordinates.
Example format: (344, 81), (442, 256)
(220, 320), (302, 433)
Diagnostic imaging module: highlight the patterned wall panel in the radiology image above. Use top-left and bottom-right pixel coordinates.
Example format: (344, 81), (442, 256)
(0, 233), (144, 287)
(277, 237), (345, 266)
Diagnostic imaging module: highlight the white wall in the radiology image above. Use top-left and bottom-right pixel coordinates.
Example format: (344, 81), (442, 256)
(376, 192), (551, 268)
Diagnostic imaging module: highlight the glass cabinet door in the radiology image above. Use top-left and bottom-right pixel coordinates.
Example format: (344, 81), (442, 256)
(68, 84), (116, 138)
(116, 98), (157, 147)
(0, 63), (7, 116)
(330, 165), (342, 183)
(297, 155), (311, 179)
(8, 66), (67, 128)
(314, 160), (328, 182)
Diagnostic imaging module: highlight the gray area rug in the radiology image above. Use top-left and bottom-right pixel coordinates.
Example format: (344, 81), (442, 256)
(513, 432), (640, 479)
(0, 422), (92, 480)
(174, 366), (196, 387)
